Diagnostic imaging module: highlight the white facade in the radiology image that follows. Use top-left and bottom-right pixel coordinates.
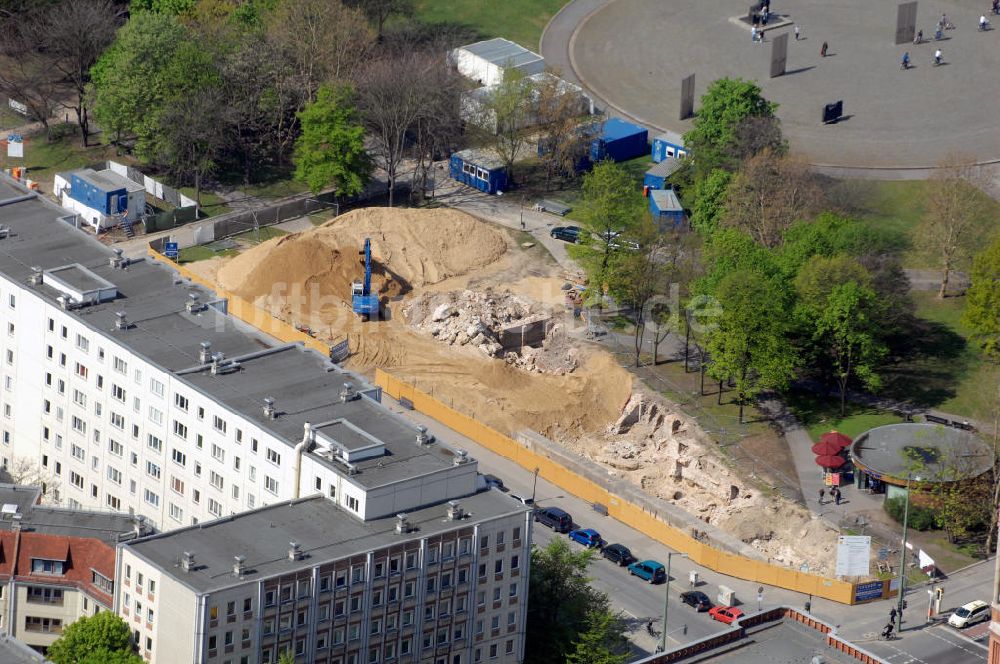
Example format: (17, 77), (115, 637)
(451, 38), (545, 87)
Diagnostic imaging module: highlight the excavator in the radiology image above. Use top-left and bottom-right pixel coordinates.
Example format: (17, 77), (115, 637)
(351, 238), (379, 321)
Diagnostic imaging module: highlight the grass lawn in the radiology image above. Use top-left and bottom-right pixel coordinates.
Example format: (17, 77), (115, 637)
(177, 246), (239, 264)
(231, 225), (288, 245)
(786, 392), (904, 442)
(240, 178), (309, 200)
(17, 134), (123, 195)
(411, 0), (567, 49)
(177, 187), (233, 217)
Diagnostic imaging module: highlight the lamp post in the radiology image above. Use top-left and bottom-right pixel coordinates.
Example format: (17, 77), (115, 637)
(660, 552), (688, 652)
(530, 467), (540, 504)
(895, 474), (912, 632)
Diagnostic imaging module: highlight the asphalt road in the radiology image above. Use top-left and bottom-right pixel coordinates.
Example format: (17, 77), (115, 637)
(864, 623), (986, 664)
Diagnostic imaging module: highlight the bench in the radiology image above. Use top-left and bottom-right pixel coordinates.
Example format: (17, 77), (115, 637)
(534, 200), (571, 216)
(925, 414), (949, 425)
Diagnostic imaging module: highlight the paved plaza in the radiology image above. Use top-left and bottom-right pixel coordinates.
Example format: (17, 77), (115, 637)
(570, 0), (1000, 167)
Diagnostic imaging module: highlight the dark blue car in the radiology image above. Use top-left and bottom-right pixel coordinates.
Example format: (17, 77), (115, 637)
(568, 528), (602, 548)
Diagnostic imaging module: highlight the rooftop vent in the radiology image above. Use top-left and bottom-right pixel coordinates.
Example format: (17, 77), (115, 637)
(181, 551), (196, 572)
(288, 541), (303, 561)
(28, 266), (42, 285)
(199, 341), (212, 364)
(416, 426), (430, 446)
(233, 555), (246, 578)
(186, 293), (206, 313)
(453, 449), (468, 466)
(447, 500), (464, 521)
(133, 514), (149, 537)
(114, 311), (128, 330)
(395, 513), (410, 535)
(263, 397), (276, 420)
(109, 248), (125, 270)
(339, 382), (358, 402)
(56, 295), (72, 310)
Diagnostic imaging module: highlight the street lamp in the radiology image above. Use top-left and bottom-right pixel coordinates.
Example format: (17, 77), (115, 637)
(660, 552), (688, 653)
(530, 467), (540, 505)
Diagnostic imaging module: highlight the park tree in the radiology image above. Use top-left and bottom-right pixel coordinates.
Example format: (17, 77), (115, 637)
(345, 0), (413, 39)
(0, 14), (63, 137)
(526, 538), (626, 664)
(157, 85), (227, 205)
(578, 161), (646, 275)
(293, 84), (372, 197)
(266, 0), (374, 102)
(2, 457), (59, 503)
(475, 68), (534, 184)
(722, 148), (825, 248)
(683, 77), (777, 177)
(689, 168), (732, 236)
(918, 153), (991, 298)
(535, 72), (589, 188)
(565, 610), (629, 664)
(706, 270), (796, 423)
(35, 0), (124, 146)
(964, 234), (1000, 359)
(47, 612), (140, 664)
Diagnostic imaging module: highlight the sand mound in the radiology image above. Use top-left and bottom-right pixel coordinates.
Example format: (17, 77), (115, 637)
(216, 207), (507, 307)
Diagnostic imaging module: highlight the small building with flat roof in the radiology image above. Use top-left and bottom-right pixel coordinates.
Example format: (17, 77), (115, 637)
(850, 423), (992, 496)
(451, 38), (545, 86)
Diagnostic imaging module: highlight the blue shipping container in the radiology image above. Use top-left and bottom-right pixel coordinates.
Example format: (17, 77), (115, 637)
(649, 188), (686, 229)
(590, 118), (648, 163)
(69, 172), (126, 215)
(449, 150), (508, 195)
(643, 158), (684, 191)
(651, 131), (689, 163)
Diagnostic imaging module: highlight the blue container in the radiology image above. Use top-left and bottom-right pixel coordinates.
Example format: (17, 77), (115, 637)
(643, 158), (684, 191)
(69, 172), (125, 215)
(449, 149), (508, 195)
(649, 188), (686, 229)
(651, 131), (689, 163)
(590, 118), (648, 163)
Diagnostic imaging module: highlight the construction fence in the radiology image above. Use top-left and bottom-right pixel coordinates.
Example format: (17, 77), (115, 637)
(375, 369), (863, 605)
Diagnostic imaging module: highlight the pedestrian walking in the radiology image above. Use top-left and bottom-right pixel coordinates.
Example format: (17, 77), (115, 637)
(794, 25), (800, 40)
(834, 487), (842, 505)
(914, 29), (922, 44)
(901, 52), (910, 69)
(889, 607), (897, 624)
(646, 619), (655, 637)
(818, 488), (825, 504)
(751, 26), (758, 43)
(934, 48), (942, 65)
(820, 41), (828, 57)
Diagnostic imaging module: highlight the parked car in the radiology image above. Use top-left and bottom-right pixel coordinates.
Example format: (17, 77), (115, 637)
(550, 226), (581, 243)
(568, 528), (602, 548)
(483, 474), (506, 491)
(708, 606), (744, 624)
(601, 543), (635, 567)
(949, 600), (990, 628)
(534, 506), (573, 533)
(627, 560), (666, 584)
(679, 591), (712, 612)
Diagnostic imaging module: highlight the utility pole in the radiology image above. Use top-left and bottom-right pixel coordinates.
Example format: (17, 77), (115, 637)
(530, 467), (540, 504)
(660, 552), (688, 652)
(895, 475), (912, 632)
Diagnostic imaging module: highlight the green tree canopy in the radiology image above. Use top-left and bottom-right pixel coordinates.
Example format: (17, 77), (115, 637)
(683, 77), (777, 177)
(526, 538), (626, 664)
(964, 234), (1000, 359)
(565, 610), (629, 664)
(575, 160), (647, 280)
(47, 612), (139, 664)
(293, 84), (372, 196)
(706, 269), (796, 422)
(694, 227), (779, 297)
(689, 168), (732, 236)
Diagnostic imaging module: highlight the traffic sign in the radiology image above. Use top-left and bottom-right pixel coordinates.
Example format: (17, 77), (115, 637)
(164, 242), (179, 260)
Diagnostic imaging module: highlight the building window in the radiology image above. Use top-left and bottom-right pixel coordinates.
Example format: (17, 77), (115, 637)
(147, 434), (163, 452)
(213, 415), (227, 434)
(24, 616), (61, 634)
(211, 444), (225, 463)
(109, 439), (123, 457)
(106, 466), (122, 485)
(169, 503), (183, 522)
(30, 559), (65, 575)
(113, 357), (127, 374)
(144, 489), (160, 507)
(106, 494), (121, 511)
(150, 378), (165, 397)
(146, 461), (161, 480)
(264, 476), (278, 495)
(209, 470), (224, 490)
(346, 496), (359, 512)
(111, 384), (126, 402)
(208, 498), (222, 517)
(172, 421), (187, 440)
(171, 476), (185, 495)
(172, 448), (186, 467)
(266, 448), (281, 465)
(26, 586), (64, 605)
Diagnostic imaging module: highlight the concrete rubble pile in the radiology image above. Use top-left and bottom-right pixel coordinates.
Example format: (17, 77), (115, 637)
(404, 288), (579, 374)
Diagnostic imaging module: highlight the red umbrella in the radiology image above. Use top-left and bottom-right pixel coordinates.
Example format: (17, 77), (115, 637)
(820, 431), (852, 448)
(811, 440), (844, 456)
(815, 455), (846, 469)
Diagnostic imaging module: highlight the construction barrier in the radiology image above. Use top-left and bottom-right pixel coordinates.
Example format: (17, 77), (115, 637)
(375, 369), (859, 605)
(146, 247), (332, 358)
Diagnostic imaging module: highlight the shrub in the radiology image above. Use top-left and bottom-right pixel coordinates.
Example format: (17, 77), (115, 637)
(883, 496), (938, 531)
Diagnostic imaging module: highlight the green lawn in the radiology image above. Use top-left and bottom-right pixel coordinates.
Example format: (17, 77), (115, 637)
(240, 178), (309, 200)
(177, 187), (233, 217)
(411, 0), (567, 49)
(17, 133), (123, 194)
(786, 392), (904, 442)
(231, 225), (288, 245)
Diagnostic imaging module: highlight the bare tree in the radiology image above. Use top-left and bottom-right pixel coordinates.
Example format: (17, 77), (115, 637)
(473, 68), (534, 184)
(345, 0), (413, 39)
(0, 23), (63, 137)
(535, 72), (589, 190)
(410, 58), (463, 202)
(723, 149), (825, 248)
(39, 0), (123, 146)
(918, 153), (990, 298)
(3, 457), (60, 504)
(267, 0), (374, 103)
(159, 86), (228, 206)
(357, 52), (435, 206)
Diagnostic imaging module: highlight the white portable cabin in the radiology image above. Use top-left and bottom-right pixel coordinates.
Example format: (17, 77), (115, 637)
(451, 38), (546, 86)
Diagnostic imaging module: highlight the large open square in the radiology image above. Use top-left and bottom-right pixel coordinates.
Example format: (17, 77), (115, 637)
(571, 0), (1000, 167)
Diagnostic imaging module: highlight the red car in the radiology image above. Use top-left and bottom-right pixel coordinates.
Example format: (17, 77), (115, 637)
(708, 606), (744, 625)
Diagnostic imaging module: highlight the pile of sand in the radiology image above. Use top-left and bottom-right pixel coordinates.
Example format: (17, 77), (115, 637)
(216, 207), (507, 309)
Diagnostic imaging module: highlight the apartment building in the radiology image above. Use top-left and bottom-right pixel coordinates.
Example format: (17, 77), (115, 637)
(0, 179), (481, 530)
(0, 482), (150, 650)
(118, 492), (531, 664)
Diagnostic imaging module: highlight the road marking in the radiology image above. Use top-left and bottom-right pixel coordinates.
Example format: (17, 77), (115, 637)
(880, 641), (929, 664)
(926, 625), (989, 655)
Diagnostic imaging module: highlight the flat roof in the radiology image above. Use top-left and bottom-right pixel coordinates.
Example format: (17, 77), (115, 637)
(601, 117), (647, 142)
(458, 38), (543, 68)
(651, 188), (683, 211)
(70, 168), (144, 193)
(850, 423), (993, 482)
(646, 159), (685, 178)
(0, 178), (460, 487)
(0, 635), (49, 664)
(44, 263), (116, 293)
(125, 491), (527, 594)
(452, 148), (505, 171)
(0, 483), (144, 546)
(654, 131), (685, 147)
(665, 620), (861, 663)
